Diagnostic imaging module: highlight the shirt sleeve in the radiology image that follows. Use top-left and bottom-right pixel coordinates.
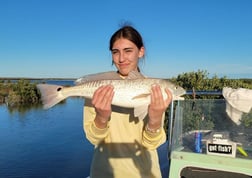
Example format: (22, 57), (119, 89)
(141, 113), (167, 150)
(83, 99), (109, 146)
(142, 128), (166, 150)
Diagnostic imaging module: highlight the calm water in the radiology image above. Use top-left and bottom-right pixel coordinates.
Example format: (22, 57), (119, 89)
(0, 97), (94, 178)
(0, 80), (93, 178)
(0, 80), (169, 178)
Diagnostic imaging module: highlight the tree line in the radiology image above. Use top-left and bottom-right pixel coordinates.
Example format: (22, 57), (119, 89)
(1, 70), (252, 131)
(171, 70), (252, 99)
(1, 70), (252, 106)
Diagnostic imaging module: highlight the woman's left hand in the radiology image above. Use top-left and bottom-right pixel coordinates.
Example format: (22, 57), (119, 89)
(147, 85), (172, 129)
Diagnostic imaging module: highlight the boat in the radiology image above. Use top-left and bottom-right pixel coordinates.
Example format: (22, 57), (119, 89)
(167, 91), (252, 178)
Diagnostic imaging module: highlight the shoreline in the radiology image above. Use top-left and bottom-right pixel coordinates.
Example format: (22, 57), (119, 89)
(0, 77), (76, 81)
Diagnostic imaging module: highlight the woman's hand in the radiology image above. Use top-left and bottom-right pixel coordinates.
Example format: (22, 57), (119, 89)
(147, 85), (172, 130)
(92, 85), (114, 129)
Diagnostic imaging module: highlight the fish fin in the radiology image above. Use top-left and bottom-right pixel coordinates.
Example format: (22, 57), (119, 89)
(127, 70), (146, 79)
(173, 96), (185, 100)
(75, 71), (121, 85)
(132, 93), (150, 99)
(37, 84), (67, 109)
(134, 105), (148, 120)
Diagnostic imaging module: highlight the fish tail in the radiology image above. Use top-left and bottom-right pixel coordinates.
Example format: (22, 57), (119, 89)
(37, 84), (67, 109)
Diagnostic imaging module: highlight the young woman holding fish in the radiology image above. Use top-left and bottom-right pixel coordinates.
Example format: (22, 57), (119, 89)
(83, 25), (172, 178)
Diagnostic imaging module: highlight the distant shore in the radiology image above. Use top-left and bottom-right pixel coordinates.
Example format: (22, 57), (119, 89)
(0, 77), (76, 81)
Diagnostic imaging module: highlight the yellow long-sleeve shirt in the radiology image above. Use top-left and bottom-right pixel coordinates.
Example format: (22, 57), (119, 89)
(83, 99), (166, 178)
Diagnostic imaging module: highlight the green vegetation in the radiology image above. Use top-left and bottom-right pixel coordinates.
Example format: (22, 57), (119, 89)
(170, 70), (252, 99)
(0, 79), (40, 107)
(163, 70), (252, 133)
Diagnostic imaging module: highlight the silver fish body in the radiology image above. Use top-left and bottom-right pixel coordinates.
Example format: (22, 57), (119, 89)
(37, 74), (185, 120)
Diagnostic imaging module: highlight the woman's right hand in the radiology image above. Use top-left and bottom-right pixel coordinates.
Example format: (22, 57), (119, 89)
(92, 85), (114, 129)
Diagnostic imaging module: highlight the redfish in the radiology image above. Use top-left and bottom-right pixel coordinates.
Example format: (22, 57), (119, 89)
(37, 71), (185, 120)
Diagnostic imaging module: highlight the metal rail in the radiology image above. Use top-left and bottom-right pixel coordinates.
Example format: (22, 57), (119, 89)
(185, 90), (222, 96)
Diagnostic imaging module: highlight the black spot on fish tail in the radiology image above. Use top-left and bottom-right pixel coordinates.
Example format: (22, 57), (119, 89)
(57, 87), (62, 92)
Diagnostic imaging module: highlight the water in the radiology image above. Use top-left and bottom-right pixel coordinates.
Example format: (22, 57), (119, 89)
(0, 97), (94, 178)
(0, 80), (93, 178)
(0, 80), (169, 178)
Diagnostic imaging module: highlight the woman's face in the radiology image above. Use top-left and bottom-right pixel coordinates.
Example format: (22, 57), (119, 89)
(111, 38), (144, 77)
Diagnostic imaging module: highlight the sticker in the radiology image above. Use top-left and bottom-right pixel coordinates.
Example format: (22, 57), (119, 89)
(208, 143), (232, 154)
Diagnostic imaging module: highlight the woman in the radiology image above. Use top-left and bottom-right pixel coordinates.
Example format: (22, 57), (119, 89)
(83, 25), (172, 178)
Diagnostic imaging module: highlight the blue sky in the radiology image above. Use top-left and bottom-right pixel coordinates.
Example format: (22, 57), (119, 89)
(1, 0), (252, 79)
